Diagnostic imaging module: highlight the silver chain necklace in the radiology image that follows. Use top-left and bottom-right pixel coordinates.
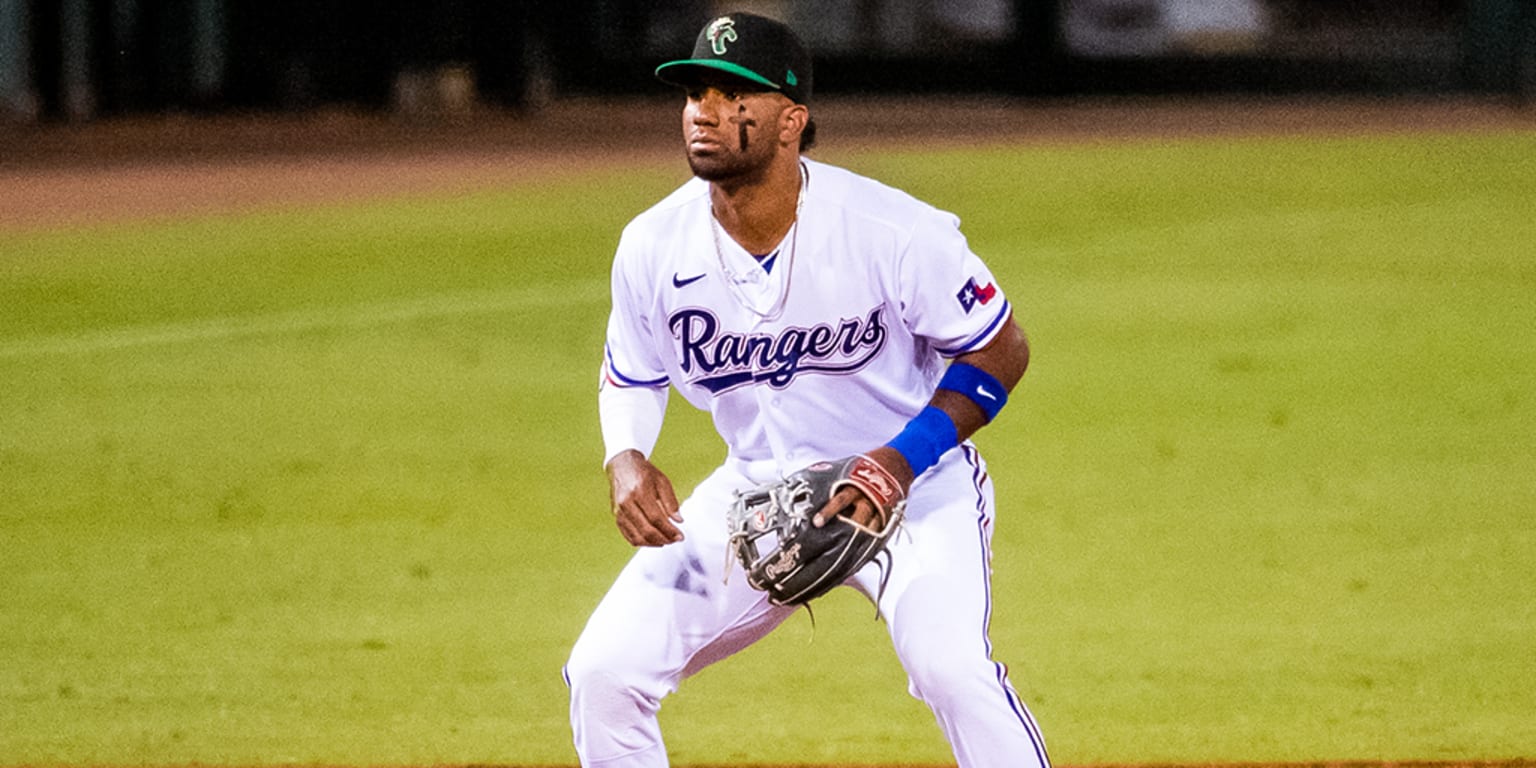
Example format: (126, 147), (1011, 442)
(709, 163), (807, 322)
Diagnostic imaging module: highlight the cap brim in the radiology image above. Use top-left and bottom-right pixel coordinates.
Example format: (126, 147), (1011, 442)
(655, 59), (782, 91)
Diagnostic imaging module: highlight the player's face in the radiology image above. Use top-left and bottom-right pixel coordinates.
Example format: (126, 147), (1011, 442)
(682, 83), (794, 183)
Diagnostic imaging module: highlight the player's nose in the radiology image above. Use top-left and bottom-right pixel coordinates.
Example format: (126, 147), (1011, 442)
(690, 89), (729, 123)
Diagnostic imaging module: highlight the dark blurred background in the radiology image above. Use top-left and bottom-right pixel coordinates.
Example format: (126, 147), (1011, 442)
(1, 0), (1533, 122)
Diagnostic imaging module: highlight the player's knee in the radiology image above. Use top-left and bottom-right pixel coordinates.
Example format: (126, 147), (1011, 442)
(565, 643), (620, 699)
(891, 581), (996, 708)
(564, 642), (659, 716)
(901, 641), (996, 707)
(564, 654), (668, 761)
(566, 664), (655, 718)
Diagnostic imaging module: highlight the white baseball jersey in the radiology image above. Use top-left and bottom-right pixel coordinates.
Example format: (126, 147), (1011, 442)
(601, 158), (1011, 467)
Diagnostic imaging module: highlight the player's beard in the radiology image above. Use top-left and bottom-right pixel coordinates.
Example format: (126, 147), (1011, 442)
(686, 141), (772, 185)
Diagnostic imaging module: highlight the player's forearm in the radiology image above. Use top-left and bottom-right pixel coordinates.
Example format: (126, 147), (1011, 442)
(938, 316), (1029, 442)
(882, 315), (1028, 478)
(599, 382), (669, 468)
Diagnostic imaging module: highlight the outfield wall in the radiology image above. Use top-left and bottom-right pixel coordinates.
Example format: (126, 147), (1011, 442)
(1, 0), (1531, 123)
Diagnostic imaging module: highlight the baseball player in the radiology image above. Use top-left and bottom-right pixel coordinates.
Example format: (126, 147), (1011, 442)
(565, 12), (1049, 768)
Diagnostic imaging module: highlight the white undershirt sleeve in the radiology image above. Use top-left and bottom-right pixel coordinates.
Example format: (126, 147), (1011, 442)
(598, 379), (668, 468)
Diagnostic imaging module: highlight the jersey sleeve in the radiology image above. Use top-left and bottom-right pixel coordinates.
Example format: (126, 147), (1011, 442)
(897, 209), (1012, 358)
(601, 227), (670, 389)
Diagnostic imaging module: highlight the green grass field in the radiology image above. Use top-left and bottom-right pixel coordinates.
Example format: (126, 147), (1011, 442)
(2, 129), (1534, 766)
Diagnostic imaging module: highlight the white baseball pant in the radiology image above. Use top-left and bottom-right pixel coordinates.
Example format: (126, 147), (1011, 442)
(564, 445), (1050, 768)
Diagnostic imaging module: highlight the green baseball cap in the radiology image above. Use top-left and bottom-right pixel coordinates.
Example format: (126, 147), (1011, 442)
(655, 12), (813, 104)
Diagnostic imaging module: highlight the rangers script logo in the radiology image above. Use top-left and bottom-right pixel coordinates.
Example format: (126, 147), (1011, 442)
(668, 306), (889, 393)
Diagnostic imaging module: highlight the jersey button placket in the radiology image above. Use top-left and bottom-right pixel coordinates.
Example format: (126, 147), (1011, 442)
(755, 384), (790, 466)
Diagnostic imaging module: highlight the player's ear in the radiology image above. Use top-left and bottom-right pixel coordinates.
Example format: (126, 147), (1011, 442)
(779, 103), (809, 148)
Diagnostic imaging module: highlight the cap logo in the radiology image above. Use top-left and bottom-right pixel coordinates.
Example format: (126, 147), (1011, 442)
(786, 70), (798, 86)
(707, 17), (738, 55)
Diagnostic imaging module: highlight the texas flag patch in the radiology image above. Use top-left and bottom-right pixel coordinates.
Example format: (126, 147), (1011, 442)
(956, 277), (998, 313)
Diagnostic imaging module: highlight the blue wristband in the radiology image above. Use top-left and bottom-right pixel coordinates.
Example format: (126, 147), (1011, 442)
(884, 405), (959, 476)
(938, 362), (1008, 422)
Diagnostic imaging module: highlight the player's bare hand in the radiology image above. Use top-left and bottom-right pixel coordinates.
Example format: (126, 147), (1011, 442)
(814, 485), (885, 530)
(605, 450), (684, 547)
(811, 448), (913, 532)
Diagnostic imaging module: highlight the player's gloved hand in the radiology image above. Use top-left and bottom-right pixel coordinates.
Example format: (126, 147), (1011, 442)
(726, 453), (910, 605)
(810, 446), (913, 532)
(606, 449), (683, 547)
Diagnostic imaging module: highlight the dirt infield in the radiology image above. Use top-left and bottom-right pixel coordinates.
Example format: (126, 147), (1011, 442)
(3, 95), (1533, 232)
(59, 763), (1526, 768)
(1, 760), (1529, 768)
(740, 764), (1536, 768)
(99, 761), (1530, 767)
(471, 761), (1536, 768)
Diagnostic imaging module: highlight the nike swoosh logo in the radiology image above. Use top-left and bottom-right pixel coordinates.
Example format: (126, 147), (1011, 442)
(976, 385), (998, 401)
(673, 273), (706, 288)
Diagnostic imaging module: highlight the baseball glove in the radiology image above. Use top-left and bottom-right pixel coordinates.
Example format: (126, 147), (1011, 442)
(725, 455), (906, 606)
